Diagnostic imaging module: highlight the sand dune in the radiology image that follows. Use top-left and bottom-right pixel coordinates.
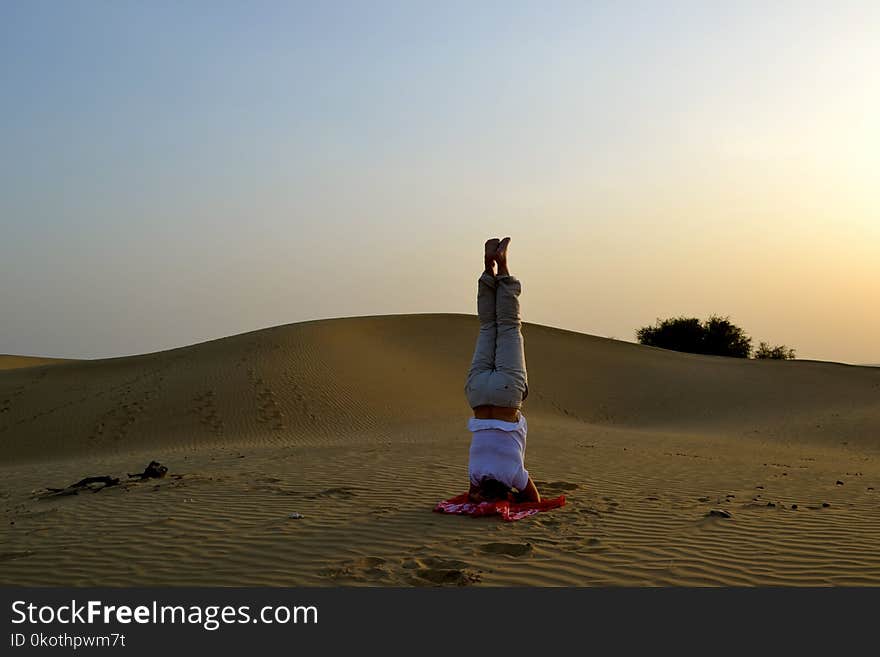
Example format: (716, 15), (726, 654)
(1, 314), (879, 586)
(0, 355), (72, 371)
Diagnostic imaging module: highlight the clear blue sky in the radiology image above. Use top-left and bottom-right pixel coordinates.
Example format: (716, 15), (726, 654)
(2, 1), (878, 362)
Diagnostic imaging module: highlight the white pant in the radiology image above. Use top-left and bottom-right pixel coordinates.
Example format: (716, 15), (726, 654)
(464, 271), (529, 409)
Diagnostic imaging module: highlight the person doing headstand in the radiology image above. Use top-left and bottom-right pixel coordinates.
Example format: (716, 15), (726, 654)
(464, 237), (541, 504)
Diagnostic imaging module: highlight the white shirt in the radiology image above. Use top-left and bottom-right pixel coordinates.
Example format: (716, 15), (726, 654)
(467, 414), (529, 491)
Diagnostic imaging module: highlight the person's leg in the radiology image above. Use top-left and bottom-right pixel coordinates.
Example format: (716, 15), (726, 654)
(492, 237), (528, 407)
(464, 239), (500, 408)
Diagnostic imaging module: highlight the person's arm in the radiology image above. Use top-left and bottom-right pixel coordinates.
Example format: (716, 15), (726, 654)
(515, 476), (540, 503)
(468, 482), (484, 503)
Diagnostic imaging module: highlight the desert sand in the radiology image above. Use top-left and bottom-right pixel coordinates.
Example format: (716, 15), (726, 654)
(0, 355), (71, 371)
(1, 314), (879, 586)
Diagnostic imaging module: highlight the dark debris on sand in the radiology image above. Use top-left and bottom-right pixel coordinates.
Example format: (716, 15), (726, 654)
(128, 461), (168, 480)
(36, 461), (169, 499)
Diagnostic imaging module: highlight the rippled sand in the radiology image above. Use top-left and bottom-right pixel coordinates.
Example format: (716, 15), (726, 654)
(2, 315), (879, 586)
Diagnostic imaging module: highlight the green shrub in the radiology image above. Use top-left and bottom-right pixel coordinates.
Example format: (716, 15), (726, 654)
(636, 315), (752, 358)
(754, 342), (796, 360)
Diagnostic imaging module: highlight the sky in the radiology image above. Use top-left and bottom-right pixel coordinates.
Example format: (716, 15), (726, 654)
(1, 1), (878, 363)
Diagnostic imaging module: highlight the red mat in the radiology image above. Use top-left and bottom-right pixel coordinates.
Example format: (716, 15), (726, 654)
(433, 493), (566, 522)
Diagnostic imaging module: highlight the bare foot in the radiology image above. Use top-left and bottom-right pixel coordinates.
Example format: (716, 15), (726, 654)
(495, 236), (511, 275)
(484, 238), (500, 272)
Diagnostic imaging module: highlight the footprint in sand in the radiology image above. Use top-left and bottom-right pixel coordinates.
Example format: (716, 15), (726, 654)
(193, 390), (224, 435)
(536, 481), (579, 496)
(479, 542), (532, 557)
(87, 374), (162, 442)
(0, 375), (46, 419)
(321, 557), (390, 583)
(404, 557), (481, 586)
(322, 555), (481, 586)
(307, 487), (357, 500)
(248, 370), (286, 432)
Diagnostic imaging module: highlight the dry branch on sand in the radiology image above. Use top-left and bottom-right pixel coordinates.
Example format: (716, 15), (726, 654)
(36, 461), (168, 499)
